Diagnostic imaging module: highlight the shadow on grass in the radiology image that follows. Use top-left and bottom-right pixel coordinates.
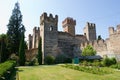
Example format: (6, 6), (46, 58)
(10, 68), (20, 80)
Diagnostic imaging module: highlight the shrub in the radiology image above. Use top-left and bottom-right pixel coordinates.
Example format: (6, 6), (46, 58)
(45, 55), (55, 65)
(27, 57), (38, 66)
(102, 57), (117, 67)
(61, 64), (112, 75)
(110, 63), (120, 70)
(0, 60), (16, 80)
(110, 57), (117, 65)
(93, 60), (103, 67)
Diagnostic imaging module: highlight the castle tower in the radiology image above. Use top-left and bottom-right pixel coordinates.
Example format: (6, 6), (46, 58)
(109, 27), (114, 35)
(32, 27), (40, 48)
(28, 34), (33, 50)
(40, 12), (58, 64)
(62, 17), (76, 36)
(84, 22), (96, 41)
(117, 24), (120, 33)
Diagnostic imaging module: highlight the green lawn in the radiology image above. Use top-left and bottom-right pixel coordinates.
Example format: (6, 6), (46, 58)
(17, 65), (120, 80)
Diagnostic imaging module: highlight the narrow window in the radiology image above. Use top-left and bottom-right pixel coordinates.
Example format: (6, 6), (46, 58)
(50, 26), (53, 31)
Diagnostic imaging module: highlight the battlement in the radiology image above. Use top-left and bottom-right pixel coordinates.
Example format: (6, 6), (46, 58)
(33, 27), (40, 33)
(62, 17), (76, 27)
(40, 12), (58, 25)
(81, 39), (106, 47)
(86, 22), (96, 29)
(28, 34), (33, 38)
(109, 24), (120, 36)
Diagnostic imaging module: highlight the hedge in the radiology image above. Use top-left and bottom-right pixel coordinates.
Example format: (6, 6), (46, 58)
(61, 64), (113, 75)
(0, 60), (16, 80)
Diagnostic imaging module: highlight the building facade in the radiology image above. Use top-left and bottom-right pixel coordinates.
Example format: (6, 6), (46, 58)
(27, 12), (120, 62)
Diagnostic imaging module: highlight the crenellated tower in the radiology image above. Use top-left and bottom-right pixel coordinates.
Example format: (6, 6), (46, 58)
(84, 22), (96, 41)
(32, 27), (40, 48)
(40, 12), (58, 64)
(62, 17), (76, 36)
(28, 34), (33, 50)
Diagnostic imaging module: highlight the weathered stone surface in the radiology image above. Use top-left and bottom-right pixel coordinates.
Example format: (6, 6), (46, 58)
(26, 12), (120, 62)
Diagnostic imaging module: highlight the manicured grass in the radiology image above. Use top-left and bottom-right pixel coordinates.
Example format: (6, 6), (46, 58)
(17, 65), (120, 80)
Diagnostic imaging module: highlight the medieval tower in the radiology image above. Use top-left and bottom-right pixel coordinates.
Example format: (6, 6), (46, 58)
(40, 12), (58, 63)
(62, 17), (76, 36)
(84, 22), (96, 41)
(27, 12), (120, 62)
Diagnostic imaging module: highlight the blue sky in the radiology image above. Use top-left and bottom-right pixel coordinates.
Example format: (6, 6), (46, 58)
(0, 0), (120, 40)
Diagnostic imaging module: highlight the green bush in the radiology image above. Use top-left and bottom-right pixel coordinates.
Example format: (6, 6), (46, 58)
(26, 57), (38, 66)
(61, 64), (112, 75)
(93, 60), (103, 67)
(110, 57), (117, 64)
(102, 57), (117, 67)
(0, 60), (16, 80)
(110, 63), (120, 70)
(45, 55), (55, 65)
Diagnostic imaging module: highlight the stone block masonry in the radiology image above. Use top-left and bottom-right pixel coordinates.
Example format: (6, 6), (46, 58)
(26, 12), (120, 62)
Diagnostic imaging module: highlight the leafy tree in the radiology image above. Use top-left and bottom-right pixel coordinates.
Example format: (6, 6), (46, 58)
(19, 33), (26, 66)
(37, 38), (42, 65)
(0, 34), (9, 63)
(7, 2), (25, 54)
(82, 45), (96, 56)
(98, 35), (102, 40)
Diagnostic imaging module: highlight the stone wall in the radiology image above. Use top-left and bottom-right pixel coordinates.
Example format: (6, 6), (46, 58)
(81, 39), (108, 57)
(108, 25), (120, 55)
(26, 48), (38, 61)
(40, 12), (58, 62)
(58, 32), (74, 58)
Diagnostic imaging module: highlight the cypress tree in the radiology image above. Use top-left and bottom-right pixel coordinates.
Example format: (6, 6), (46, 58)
(0, 34), (8, 63)
(37, 38), (42, 65)
(19, 33), (26, 66)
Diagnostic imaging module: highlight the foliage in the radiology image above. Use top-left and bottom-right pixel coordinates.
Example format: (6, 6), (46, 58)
(110, 63), (120, 70)
(7, 2), (25, 54)
(37, 38), (42, 65)
(45, 55), (55, 65)
(102, 57), (117, 67)
(0, 34), (9, 63)
(82, 45), (96, 56)
(19, 33), (26, 66)
(0, 60), (16, 80)
(97, 35), (102, 40)
(61, 64), (112, 75)
(80, 60), (103, 67)
(26, 57), (39, 66)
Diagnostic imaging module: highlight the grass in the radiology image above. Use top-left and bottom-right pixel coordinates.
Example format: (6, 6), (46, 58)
(17, 65), (120, 80)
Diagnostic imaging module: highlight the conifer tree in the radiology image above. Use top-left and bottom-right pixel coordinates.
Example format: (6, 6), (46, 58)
(7, 2), (25, 54)
(0, 34), (8, 63)
(19, 33), (26, 66)
(37, 38), (42, 65)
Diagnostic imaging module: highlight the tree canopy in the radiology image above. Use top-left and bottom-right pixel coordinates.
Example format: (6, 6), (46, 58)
(0, 34), (8, 63)
(82, 45), (96, 56)
(97, 35), (102, 40)
(7, 2), (25, 54)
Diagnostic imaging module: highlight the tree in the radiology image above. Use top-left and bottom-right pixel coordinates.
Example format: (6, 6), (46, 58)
(19, 33), (26, 66)
(97, 35), (102, 40)
(7, 2), (25, 54)
(0, 34), (9, 63)
(37, 38), (42, 65)
(82, 45), (96, 56)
